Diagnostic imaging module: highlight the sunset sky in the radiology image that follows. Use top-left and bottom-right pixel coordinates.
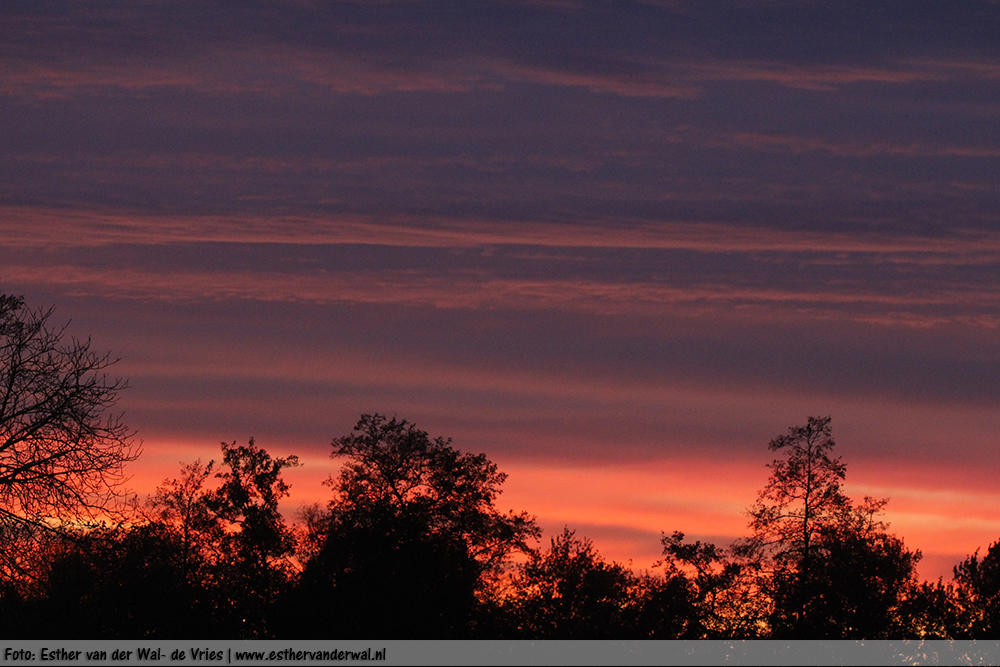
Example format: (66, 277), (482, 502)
(3, 0), (1000, 580)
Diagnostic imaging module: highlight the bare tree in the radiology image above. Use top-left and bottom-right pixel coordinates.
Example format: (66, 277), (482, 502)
(0, 295), (140, 578)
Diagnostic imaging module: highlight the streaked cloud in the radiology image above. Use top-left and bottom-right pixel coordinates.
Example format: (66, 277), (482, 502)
(7, 205), (1000, 257)
(5, 42), (998, 101)
(702, 132), (1000, 158)
(4, 257), (1000, 330)
(4, 2), (1000, 104)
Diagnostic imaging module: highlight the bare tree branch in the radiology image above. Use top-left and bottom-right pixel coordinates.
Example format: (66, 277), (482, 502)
(0, 295), (141, 581)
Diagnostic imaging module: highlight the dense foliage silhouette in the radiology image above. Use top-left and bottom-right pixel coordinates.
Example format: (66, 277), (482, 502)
(281, 414), (539, 639)
(954, 540), (1000, 636)
(500, 527), (641, 638)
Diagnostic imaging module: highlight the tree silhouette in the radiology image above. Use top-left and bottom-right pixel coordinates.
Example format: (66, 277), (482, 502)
(0, 295), (139, 580)
(149, 459), (217, 582)
(768, 498), (920, 638)
(148, 439), (300, 638)
(285, 413), (538, 639)
(954, 540), (1000, 637)
(653, 531), (763, 638)
(19, 522), (212, 639)
(741, 416), (850, 576)
(204, 440), (300, 574)
(735, 416), (921, 638)
(734, 416), (851, 632)
(898, 578), (971, 639)
(502, 527), (640, 639)
(205, 439), (300, 637)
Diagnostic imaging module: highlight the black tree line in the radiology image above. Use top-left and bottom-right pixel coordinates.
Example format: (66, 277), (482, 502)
(2, 294), (1000, 639)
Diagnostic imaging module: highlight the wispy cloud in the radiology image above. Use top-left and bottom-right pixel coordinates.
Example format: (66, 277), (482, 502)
(6, 2), (1000, 104)
(4, 259), (999, 329)
(7, 206), (1000, 257)
(7, 46), (996, 101)
(701, 132), (1000, 158)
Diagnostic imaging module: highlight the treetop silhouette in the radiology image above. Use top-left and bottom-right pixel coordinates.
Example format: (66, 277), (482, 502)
(731, 415), (920, 638)
(284, 413), (540, 638)
(742, 415), (850, 571)
(147, 438), (300, 638)
(503, 527), (640, 639)
(326, 413), (539, 572)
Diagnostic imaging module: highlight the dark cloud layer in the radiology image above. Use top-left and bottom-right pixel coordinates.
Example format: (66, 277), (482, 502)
(4, 2), (999, 228)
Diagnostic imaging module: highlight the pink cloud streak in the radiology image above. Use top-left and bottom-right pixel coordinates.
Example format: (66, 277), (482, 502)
(6, 206), (1000, 259)
(5, 37), (998, 102)
(3, 261), (998, 328)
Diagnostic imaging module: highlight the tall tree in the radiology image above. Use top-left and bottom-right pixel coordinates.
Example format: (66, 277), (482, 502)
(285, 413), (539, 638)
(737, 416), (920, 638)
(203, 440), (300, 576)
(208, 440), (300, 637)
(741, 416), (851, 578)
(149, 459), (217, 581)
(0, 295), (139, 580)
